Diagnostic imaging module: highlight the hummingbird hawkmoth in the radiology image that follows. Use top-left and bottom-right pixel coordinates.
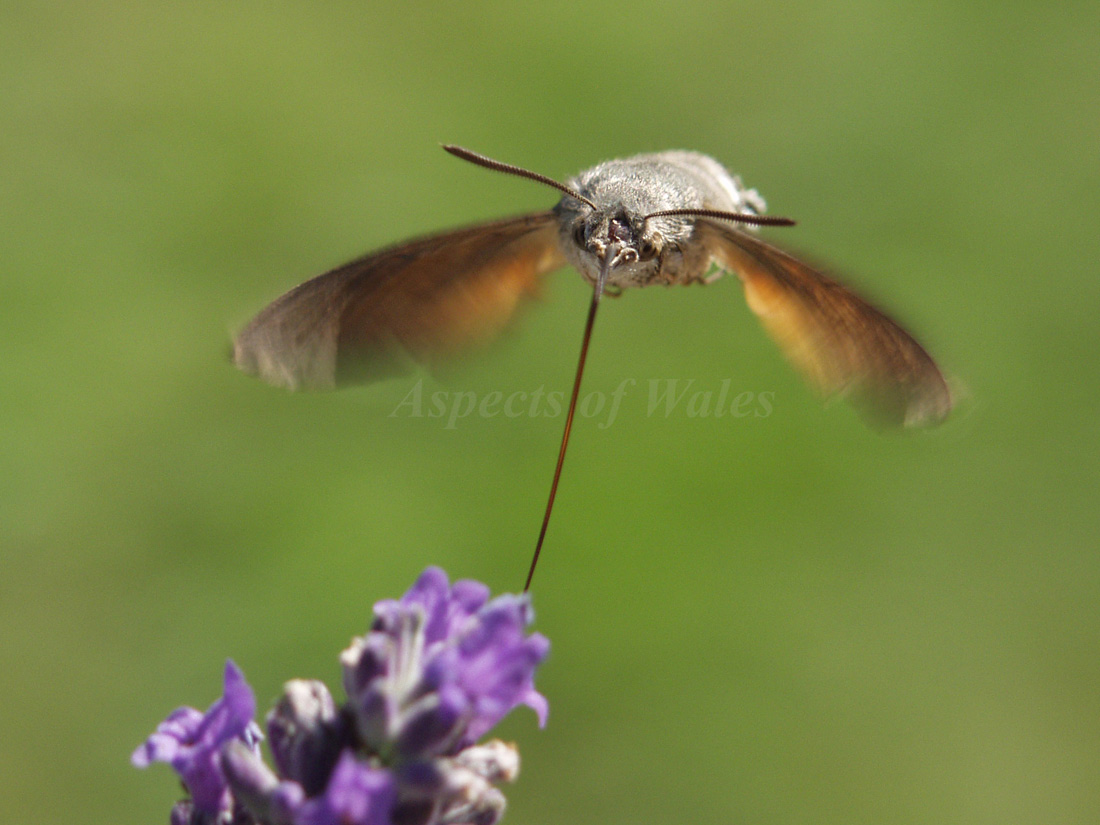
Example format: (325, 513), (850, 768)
(234, 145), (953, 589)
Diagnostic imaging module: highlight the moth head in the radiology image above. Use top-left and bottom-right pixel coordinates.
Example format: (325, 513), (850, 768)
(556, 202), (669, 286)
(567, 206), (662, 261)
(441, 144), (793, 287)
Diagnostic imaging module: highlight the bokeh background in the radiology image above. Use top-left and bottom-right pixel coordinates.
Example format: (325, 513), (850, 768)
(3, 2), (1098, 823)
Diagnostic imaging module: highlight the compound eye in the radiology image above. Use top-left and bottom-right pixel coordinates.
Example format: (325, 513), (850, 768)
(638, 237), (659, 261)
(572, 222), (587, 248)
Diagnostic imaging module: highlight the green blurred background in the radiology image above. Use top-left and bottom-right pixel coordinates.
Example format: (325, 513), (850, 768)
(3, 2), (1098, 823)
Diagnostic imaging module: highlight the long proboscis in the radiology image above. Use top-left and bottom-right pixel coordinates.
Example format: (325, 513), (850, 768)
(524, 250), (615, 592)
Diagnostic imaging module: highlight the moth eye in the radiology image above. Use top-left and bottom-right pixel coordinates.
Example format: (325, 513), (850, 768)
(639, 238), (659, 261)
(572, 223), (587, 248)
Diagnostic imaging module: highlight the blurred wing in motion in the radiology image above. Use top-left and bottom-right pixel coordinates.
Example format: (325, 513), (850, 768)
(234, 212), (565, 389)
(698, 219), (952, 427)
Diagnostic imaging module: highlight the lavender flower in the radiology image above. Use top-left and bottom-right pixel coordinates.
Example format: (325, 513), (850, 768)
(342, 566), (549, 759)
(135, 568), (549, 825)
(132, 660), (262, 817)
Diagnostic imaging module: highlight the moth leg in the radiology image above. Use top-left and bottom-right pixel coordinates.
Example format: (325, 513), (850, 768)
(700, 261), (730, 285)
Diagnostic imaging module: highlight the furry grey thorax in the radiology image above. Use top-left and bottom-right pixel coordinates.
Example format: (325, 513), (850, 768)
(553, 152), (768, 288)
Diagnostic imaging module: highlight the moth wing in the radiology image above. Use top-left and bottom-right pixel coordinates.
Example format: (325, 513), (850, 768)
(697, 219), (952, 427)
(234, 211), (565, 389)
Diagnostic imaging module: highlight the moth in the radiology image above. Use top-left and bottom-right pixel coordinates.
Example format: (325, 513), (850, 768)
(234, 145), (952, 589)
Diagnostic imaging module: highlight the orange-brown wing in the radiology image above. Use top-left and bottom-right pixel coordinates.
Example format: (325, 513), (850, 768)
(698, 219), (952, 427)
(233, 211), (565, 389)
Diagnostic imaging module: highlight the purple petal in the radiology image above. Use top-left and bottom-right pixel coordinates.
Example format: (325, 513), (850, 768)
(395, 684), (468, 757)
(132, 660), (258, 815)
(400, 567), (453, 645)
(450, 580), (491, 615)
(423, 605), (548, 748)
(131, 707), (204, 767)
(193, 660), (256, 746)
(521, 685), (549, 729)
(295, 751), (396, 825)
(270, 781), (308, 824)
(435, 579), (490, 642)
(400, 567), (450, 613)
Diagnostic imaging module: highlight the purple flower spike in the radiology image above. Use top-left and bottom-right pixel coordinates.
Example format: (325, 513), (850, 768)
(137, 568), (547, 825)
(295, 750), (396, 825)
(434, 596), (550, 747)
(132, 660), (261, 815)
(342, 568), (549, 760)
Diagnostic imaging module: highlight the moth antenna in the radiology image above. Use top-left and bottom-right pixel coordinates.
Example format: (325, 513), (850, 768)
(645, 208), (796, 227)
(443, 144), (597, 210)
